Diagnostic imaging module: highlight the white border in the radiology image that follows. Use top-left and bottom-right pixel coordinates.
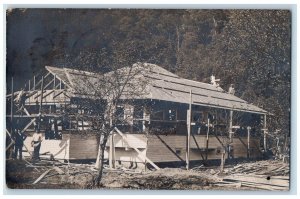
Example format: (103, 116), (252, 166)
(0, 1), (298, 198)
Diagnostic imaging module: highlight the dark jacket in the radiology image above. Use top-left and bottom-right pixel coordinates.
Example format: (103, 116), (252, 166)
(14, 132), (27, 146)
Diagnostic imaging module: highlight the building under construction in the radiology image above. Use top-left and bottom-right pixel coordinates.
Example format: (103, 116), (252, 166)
(6, 63), (270, 170)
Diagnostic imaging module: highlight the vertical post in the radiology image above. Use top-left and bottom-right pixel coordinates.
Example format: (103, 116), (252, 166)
(109, 132), (115, 169)
(186, 89), (192, 170)
(247, 126), (251, 158)
(10, 77), (14, 134)
(229, 110), (233, 142)
(263, 114), (267, 151)
(60, 79), (62, 89)
(53, 75), (56, 89)
(33, 75), (36, 90)
(28, 80), (31, 91)
(38, 76), (44, 130)
(205, 118), (210, 160)
(39, 76), (44, 114)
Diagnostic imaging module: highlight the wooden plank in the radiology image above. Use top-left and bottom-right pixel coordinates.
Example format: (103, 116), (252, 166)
(22, 118), (36, 133)
(32, 169), (52, 184)
(53, 166), (64, 175)
(24, 160), (40, 172)
(114, 127), (160, 170)
(224, 175), (289, 187)
(146, 134), (261, 162)
(6, 140), (15, 151)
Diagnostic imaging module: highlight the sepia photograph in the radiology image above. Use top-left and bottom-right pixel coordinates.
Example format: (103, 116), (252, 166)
(5, 8), (291, 191)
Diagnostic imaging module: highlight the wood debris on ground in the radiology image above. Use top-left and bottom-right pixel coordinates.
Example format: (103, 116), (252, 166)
(6, 158), (289, 190)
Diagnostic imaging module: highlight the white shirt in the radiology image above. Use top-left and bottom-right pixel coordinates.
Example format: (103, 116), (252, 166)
(32, 132), (43, 142)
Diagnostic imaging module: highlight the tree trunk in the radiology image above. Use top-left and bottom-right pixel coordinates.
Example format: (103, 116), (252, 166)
(94, 133), (108, 186)
(94, 143), (106, 186)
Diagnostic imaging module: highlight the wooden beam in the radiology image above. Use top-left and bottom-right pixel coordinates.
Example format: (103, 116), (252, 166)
(33, 90), (47, 100)
(53, 90), (64, 99)
(42, 89), (55, 99)
(23, 108), (36, 126)
(114, 127), (160, 170)
(43, 78), (54, 90)
(247, 126), (251, 158)
(191, 134), (206, 161)
(32, 169), (52, 184)
(22, 118), (36, 133)
(34, 72), (50, 89)
(33, 75), (36, 90)
(186, 89), (192, 170)
(6, 114), (39, 118)
(6, 140), (15, 151)
(39, 76), (44, 115)
(229, 110), (233, 142)
(263, 114), (267, 151)
(212, 131), (225, 148)
(53, 75), (56, 89)
(205, 118), (210, 160)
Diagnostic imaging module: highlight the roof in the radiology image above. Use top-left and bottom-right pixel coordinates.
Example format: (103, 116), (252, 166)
(45, 63), (267, 114)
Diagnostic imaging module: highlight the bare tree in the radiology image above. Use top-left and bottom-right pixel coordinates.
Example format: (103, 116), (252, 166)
(65, 62), (151, 186)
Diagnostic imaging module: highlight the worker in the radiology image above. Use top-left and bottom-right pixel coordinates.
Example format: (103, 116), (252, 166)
(31, 129), (43, 161)
(13, 128), (27, 160)
(228, 84), (235, 95)
(14, 88), (28, 113)
(48, 118), (59, 139)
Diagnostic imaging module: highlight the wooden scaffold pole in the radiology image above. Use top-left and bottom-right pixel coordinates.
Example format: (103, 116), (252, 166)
(247, 126), (251, 158)
(205, 118), (210, 160)
(229, 110), (233, 142)
(10, 77), (14, 134)
(263, 114), (267, 151)
(186, 89), (192, 170)
(38, 76), (44, 130)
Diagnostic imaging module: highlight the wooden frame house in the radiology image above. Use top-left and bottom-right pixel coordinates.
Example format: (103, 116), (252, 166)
(6, 63), (269, 169)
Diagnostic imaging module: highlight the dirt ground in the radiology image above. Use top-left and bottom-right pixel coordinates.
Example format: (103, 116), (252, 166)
(5, 158), (290, 190)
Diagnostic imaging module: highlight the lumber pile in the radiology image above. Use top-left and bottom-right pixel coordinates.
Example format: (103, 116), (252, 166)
(214, 174), (289, 191)
(212, 160), (290, 191)
(225, 160), (289, 176)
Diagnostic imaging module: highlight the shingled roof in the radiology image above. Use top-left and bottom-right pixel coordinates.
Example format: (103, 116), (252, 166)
(45, 63), (267, 115)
